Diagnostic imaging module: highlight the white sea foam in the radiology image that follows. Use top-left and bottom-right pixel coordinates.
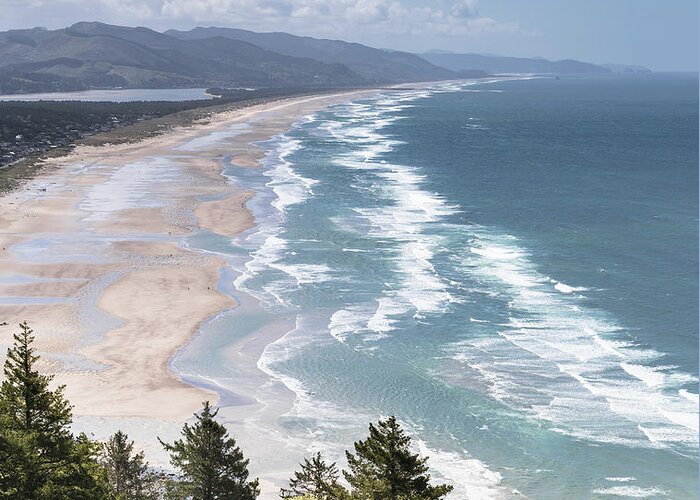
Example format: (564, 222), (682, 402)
(348, 166), (455, 316)
(679, 389), (699, 403)
(264, 138), (318, 213)
(328, 305), (374, 343)
(620, 363), (666, 387)
(367, 296), (411, 334)
(260, 323), (362, 422)
(257, 315), (384, 458)
(252, 91), (495, 486)
(621, 363), (697, 389)
(553, 281), (588, 294)
(233, 134), (330, 301)
(247, 234), (332, 288)
(620, 363), (665, 387)
(414, 440), (509, 499)
(260, 317), (509, 498)
(233, 82), (695, 496)
(328, 296), (411, 345)
(452, 233), (699, 449)
(593, 334), (628, 358)
(637, 424), (698, 446)
(660, 409), (699, 432)
(234, 230), (288, 307)
(592, 486), (667, 498)
(324, 90), (457, 331)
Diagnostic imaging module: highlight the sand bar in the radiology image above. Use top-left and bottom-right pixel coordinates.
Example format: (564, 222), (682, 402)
(0, 90), (381, 420)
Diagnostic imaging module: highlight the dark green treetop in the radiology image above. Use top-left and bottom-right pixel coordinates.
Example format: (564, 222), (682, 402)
(102, 430), (158, 499)
(0, 321), (107, 499)
(160, 401), (260, 500)
(280, 451), (349, 499)
(344, 416), (453, 500)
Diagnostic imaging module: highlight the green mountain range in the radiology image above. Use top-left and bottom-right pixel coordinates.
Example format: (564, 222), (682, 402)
(0, 22), (369, 93)
(0, 22), (642, 95)
(166, 27), (457, 84)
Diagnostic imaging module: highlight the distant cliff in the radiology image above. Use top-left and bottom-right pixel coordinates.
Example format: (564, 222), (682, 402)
(420, 51), (630, 75)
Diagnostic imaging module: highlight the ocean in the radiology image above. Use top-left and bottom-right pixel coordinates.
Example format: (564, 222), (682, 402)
(176, 74), (699, 498)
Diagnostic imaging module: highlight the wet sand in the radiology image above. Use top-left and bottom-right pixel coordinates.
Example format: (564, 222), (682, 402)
(0, 90), (379, 421)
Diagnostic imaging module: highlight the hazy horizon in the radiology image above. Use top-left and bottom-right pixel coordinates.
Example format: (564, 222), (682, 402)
(1, 0), (698, 72)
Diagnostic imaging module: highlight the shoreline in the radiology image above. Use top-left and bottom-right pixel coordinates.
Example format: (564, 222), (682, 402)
(0, 79), (518, 497)
(0, 88), (371, 195)
(3, 83), (484, 497)
(0, 88), (384, 421)
(1, 87), (443, 499)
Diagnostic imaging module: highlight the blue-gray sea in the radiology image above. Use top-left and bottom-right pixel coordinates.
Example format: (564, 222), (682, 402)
(179, 74), (699, 498)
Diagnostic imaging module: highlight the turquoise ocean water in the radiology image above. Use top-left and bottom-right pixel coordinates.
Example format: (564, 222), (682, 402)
(177, 74), (699, 498)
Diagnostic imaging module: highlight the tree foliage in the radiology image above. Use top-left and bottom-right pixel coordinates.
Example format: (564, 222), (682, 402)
(0, 321), (107, 499)
(344, 416), (453, 500)
(102, 430), (158, 499)
(160, 401), (259, 500)
(280, 452), (348, 499)
(0, 323), (457, 500)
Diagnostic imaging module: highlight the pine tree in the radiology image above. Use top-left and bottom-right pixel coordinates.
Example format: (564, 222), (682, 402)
(280, 452), (348, 499)
(45, 433), (109, 499)
(0, 321), (107, 499)
(344, 416), (453, 500)
(160, 401), (260, 500)
(102, 430), (158, 499)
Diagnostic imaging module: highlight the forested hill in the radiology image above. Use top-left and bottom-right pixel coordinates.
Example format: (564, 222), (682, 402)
(166, 27), (457, 84)
(0, 22), (457, 94)
(0, 22), (367, 93)
(0, 21), (636, 95)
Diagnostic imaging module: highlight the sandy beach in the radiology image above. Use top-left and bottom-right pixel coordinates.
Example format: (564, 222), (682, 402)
(0, 90), (378, 423)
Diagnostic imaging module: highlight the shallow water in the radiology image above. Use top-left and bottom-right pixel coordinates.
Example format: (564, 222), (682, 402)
(178, 74), (698, 498)
(0, 87), (213, 102)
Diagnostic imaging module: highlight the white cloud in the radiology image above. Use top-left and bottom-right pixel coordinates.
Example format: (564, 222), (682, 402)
(154, 0), (524, 37)
(160, 0), (295, 19)
(0, 0), (532, 49)
(451, 0), (478, 18)
(100, 0), (157, 19)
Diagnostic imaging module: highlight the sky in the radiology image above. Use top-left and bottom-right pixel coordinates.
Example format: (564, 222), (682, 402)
(1, 0), (698, 71)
